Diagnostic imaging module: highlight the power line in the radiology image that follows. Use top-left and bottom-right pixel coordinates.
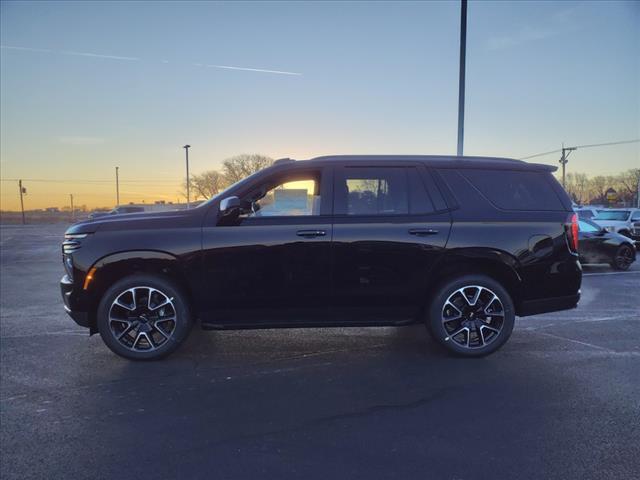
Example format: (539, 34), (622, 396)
(0, 178), (181, 185)
(519, 139), (639, 160)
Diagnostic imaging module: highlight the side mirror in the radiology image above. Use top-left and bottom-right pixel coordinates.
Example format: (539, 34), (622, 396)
(219, 196), (240, 216)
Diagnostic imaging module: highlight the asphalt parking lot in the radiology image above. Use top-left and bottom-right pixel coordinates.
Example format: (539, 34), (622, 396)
(1, 224), (639, 480)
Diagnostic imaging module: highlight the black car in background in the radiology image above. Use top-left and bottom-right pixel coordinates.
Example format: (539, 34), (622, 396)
(60, 155), (581, 360)
(578, 218), (636, 270)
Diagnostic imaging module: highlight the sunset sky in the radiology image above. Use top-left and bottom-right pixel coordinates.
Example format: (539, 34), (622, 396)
(1, 0), (638, 210)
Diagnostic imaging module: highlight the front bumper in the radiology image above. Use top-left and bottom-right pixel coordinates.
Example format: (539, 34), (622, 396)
(60, 274), (91, 328)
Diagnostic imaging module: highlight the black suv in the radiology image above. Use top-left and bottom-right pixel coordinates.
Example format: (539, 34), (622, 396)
(61, 155), (581, 360)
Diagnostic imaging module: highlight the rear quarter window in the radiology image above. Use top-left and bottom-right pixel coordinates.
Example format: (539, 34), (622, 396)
(460, 169), (564, 211)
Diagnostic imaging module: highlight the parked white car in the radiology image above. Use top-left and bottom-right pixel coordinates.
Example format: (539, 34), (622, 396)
(592, 208), (640, 242)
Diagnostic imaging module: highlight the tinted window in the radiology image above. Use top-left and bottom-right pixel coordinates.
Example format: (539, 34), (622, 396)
(334, 167), (435, 216)
(461, 169), (563, 211)
(422, 170), (448, 211)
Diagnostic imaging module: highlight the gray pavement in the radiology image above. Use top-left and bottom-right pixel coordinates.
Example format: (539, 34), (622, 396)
(1, 224), (639, 480)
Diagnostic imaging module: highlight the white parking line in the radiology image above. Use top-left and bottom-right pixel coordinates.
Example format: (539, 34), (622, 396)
(583, 271), (640, 277)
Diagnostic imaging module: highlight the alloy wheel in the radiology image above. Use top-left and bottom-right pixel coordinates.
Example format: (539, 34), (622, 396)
(108, 286), (177, 352)
(614, 246), (634, 270)
(441, 285), (505, 350)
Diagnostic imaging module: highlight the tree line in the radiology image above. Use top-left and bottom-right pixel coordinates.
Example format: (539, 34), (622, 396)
(183, 154), (273, 201)
(185, 155), (639, 208)
(561, 168), (640, 206)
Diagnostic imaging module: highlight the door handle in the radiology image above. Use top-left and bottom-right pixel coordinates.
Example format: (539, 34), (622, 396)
(408, 228), (439, 236)
(296, 229), (326, 238)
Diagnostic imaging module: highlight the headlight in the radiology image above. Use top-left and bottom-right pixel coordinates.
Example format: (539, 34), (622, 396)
(605, 226), (615, 232)
(63, 254), (74, 280)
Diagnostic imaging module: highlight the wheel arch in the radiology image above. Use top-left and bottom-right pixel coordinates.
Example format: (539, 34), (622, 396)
(424, 249), (524, 316)
(83, 250), (195, 332)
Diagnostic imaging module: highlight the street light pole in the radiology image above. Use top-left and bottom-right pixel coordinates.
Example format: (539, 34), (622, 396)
(559, 143), (577, 188)
(456, 0), (468, 157)
(18, 179), (26, 225)
(70, 194), (74, 221)
(183, 145), (191, 209)
(115, 166), (120, 206)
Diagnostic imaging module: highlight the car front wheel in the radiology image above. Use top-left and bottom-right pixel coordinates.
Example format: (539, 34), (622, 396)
(427, 275), (515, 357)
(97, 274), (192, 360)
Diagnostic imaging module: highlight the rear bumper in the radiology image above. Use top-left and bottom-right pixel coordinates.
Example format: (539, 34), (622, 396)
(518, 292), (580, 317)
(60, 274), (91, 328)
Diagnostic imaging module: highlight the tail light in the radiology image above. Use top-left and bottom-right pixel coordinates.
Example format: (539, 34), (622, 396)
(566, 213), (579, 253)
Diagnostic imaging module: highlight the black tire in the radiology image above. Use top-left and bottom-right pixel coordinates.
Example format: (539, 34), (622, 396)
(427, 274), (515, 357)
(611, 244), (634, 271)
(97, 274), (192, 360)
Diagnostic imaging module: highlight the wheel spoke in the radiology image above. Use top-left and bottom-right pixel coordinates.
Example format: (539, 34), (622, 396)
(141, 332), (155, 349)
(152, 322), (169, 339)
(443, 314), (462, 324)
(477, 324), (485, 346)
(445, 326), (469, 342)
(467, 287), (483, 306)
(114, 293), (136, 311)
(480, 324), (500, 335)
(149, 297), (174, 311)
(117, 323), (134, 340)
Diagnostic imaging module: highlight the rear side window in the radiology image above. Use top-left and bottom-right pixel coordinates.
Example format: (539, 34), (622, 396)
(460, 169), (563, 211)
(334, 167), (435, 215)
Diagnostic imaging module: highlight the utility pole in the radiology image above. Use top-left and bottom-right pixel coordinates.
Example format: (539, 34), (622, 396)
(115, 166), (120, 206)
(70, 194), (74, 221)
(18, 180), (26, 225)
(559, 143), (577, 187)
(183, 145), (191, 209)
(456, 0), (468, 157)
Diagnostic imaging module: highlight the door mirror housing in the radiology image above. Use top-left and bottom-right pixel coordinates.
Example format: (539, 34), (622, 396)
(219, 196), (240, 216)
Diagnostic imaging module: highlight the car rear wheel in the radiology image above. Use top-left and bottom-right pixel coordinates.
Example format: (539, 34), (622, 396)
(427, 275), (515, 357)
(97, 274), (192, 360)
(611, 244), (634, 271)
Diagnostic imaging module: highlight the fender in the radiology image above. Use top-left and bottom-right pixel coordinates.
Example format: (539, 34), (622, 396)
(427, 247), (523, 311)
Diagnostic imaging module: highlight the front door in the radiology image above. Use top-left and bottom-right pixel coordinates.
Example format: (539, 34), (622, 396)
(331, 164), (452, 323)
(201, 166), (333, 326)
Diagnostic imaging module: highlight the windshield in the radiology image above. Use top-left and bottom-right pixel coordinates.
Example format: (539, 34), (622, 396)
(593, 210), (630, 221)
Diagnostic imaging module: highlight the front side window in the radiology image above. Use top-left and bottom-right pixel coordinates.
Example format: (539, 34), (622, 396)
(243, 175), (321, 217)
(334, 167), (435, 216)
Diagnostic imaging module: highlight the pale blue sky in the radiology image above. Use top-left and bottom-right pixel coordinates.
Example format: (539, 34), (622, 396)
(1, 0), (638, 208)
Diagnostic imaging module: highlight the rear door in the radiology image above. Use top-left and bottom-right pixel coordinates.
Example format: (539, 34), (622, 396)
(330, 163), (452, 323)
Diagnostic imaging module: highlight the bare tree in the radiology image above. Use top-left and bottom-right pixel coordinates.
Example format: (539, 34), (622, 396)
(564, 172), (590, 204)
(182, 170), (228, 201)
(222, 154), (273, 184)
(615, 168), (640, 201)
